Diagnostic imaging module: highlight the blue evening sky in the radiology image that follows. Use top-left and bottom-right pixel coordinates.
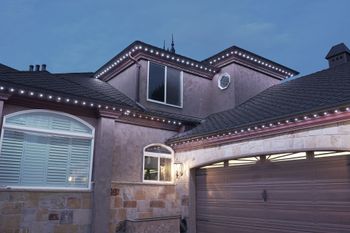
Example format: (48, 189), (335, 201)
(1, 0), (350, 77)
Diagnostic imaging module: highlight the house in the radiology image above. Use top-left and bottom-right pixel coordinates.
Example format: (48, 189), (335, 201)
(0, 40), (349, 233)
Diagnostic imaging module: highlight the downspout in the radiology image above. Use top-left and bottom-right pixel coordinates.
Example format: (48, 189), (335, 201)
(129, 53), (147, 110)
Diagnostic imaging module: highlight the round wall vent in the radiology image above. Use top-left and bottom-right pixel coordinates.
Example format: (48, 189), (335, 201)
(218, 72), (231, 90)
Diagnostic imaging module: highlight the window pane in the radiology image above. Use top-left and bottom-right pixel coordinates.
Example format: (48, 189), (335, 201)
(160, 158), (172, 181)
(166, 67), (181, 106)
(145, 145), (172, 154)
(144, 156), (158, 181)
(148, 63), (165, 102)
(67, 138), (91, 187)
(21, 134), (48, 185)
(0, 130), (24, 185)
(5, 112), (92, 134)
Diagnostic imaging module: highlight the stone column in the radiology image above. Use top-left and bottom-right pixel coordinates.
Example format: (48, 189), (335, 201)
(91, 116), (115, 233)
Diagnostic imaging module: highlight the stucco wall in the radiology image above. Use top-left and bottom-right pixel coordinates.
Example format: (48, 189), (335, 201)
(174, 121), (350, 233)
(107, 59), (279, 118)
(108, 64), (138, 100)
(211, 63), (280, 113)
(112, 122), (176, 182)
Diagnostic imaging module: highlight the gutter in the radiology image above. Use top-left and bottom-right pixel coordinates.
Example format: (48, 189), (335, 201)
(129, 53), (147, 111)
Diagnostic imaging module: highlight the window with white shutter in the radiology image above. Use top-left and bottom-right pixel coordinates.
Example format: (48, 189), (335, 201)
(0, 110), (94, 190)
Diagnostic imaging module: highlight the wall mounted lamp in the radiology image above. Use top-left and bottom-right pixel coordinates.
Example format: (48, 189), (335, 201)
(174, 162), (184, 179)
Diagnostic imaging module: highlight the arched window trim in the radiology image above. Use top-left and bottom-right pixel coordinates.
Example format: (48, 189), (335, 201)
(143, 143), (174, 184)
(0, 109), (95, 191)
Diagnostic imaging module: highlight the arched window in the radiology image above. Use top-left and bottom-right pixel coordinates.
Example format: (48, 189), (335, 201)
(0, 110), (94, 190)
(143, 144), (174, 183)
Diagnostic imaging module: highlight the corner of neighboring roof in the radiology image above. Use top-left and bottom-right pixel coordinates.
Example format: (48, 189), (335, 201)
(0, 63), (18, 73)
(325, 43), (350, 59)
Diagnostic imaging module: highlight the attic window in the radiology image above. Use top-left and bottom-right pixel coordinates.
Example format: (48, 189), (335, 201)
(218, 72), (231, 90)
(147, 61), (183, 108)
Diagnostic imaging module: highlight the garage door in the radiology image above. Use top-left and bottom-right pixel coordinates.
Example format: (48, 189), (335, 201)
(196, 151), (350, 233)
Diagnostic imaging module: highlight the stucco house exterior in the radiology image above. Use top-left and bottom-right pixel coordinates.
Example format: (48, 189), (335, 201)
(0, 40), (350, 233)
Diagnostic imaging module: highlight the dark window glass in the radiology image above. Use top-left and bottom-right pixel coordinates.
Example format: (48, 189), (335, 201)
(166, 67), (181, 106)
(220, 75), (230, 89)
(148, 63), (165, 102)
(144, 156), (158, 181)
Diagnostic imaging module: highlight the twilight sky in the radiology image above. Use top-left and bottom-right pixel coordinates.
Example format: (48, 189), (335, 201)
(1, 0), (350, 77)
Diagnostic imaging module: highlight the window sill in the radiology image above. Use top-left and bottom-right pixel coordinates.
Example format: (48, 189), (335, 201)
(111, 181), (176, 186)
(146, 98), (183, 109)
(0, 186), (92, 193)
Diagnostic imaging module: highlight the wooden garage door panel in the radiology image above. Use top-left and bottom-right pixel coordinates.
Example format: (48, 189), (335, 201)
(196, 155), (350, 233)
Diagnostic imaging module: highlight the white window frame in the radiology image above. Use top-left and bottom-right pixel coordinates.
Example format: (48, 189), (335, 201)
(142, 143), (174, 184)
(147, 61), (184, 108)
(0, 109), (95, 191)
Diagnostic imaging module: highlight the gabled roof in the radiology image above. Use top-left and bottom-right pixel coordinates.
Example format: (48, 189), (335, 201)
(325, 43), (350, 59)
(95, 41), (298, 81)
(95, 41), (218, 80)
(169, 61), (350, 142)
(0, 70), (140, 110)
(202, 45), (299, 78)
(0, 63), (18, 73)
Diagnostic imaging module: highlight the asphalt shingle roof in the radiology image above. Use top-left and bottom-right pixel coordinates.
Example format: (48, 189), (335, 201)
(0, 69), (139, 110)
(0, 64), (17, 73)
(171, 61), (350, 141)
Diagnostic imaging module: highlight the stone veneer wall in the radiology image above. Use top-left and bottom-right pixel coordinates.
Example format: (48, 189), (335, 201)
(109, 183), (189, 233)
(0, 191), (92, 233)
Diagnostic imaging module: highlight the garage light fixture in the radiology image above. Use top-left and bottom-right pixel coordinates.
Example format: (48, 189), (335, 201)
(174, 162), (184, 179)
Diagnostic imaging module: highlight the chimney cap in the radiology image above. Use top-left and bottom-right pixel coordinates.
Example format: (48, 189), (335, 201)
(35, 64), (40, 72)
(325, 43), (350, 59)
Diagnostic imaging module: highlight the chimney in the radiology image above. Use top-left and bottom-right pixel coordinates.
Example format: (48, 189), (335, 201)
(325, 43), (350, 68)
(41, 64), (46, 71)
(29, 65), (34, 71)
(35, 64), (40, 72)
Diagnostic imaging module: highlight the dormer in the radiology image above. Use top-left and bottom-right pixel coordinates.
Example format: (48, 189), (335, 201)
(95, 41), (298, 118)
(325, 43), (350, 68)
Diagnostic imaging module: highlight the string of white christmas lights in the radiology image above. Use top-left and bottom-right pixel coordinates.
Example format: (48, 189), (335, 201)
(208, 50), (295, 78)
(0, 86), (182, 126)
(95, 44), (216, 78)
(170, 107), (349, 146)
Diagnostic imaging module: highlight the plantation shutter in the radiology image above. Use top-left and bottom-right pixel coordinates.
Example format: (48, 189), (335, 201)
(0, 111), (93, 189)
(21, 133), (48, 185)
(0, 130), (24, 185)
(47, 137), (70, 186)
(68, 138), (92, 188)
